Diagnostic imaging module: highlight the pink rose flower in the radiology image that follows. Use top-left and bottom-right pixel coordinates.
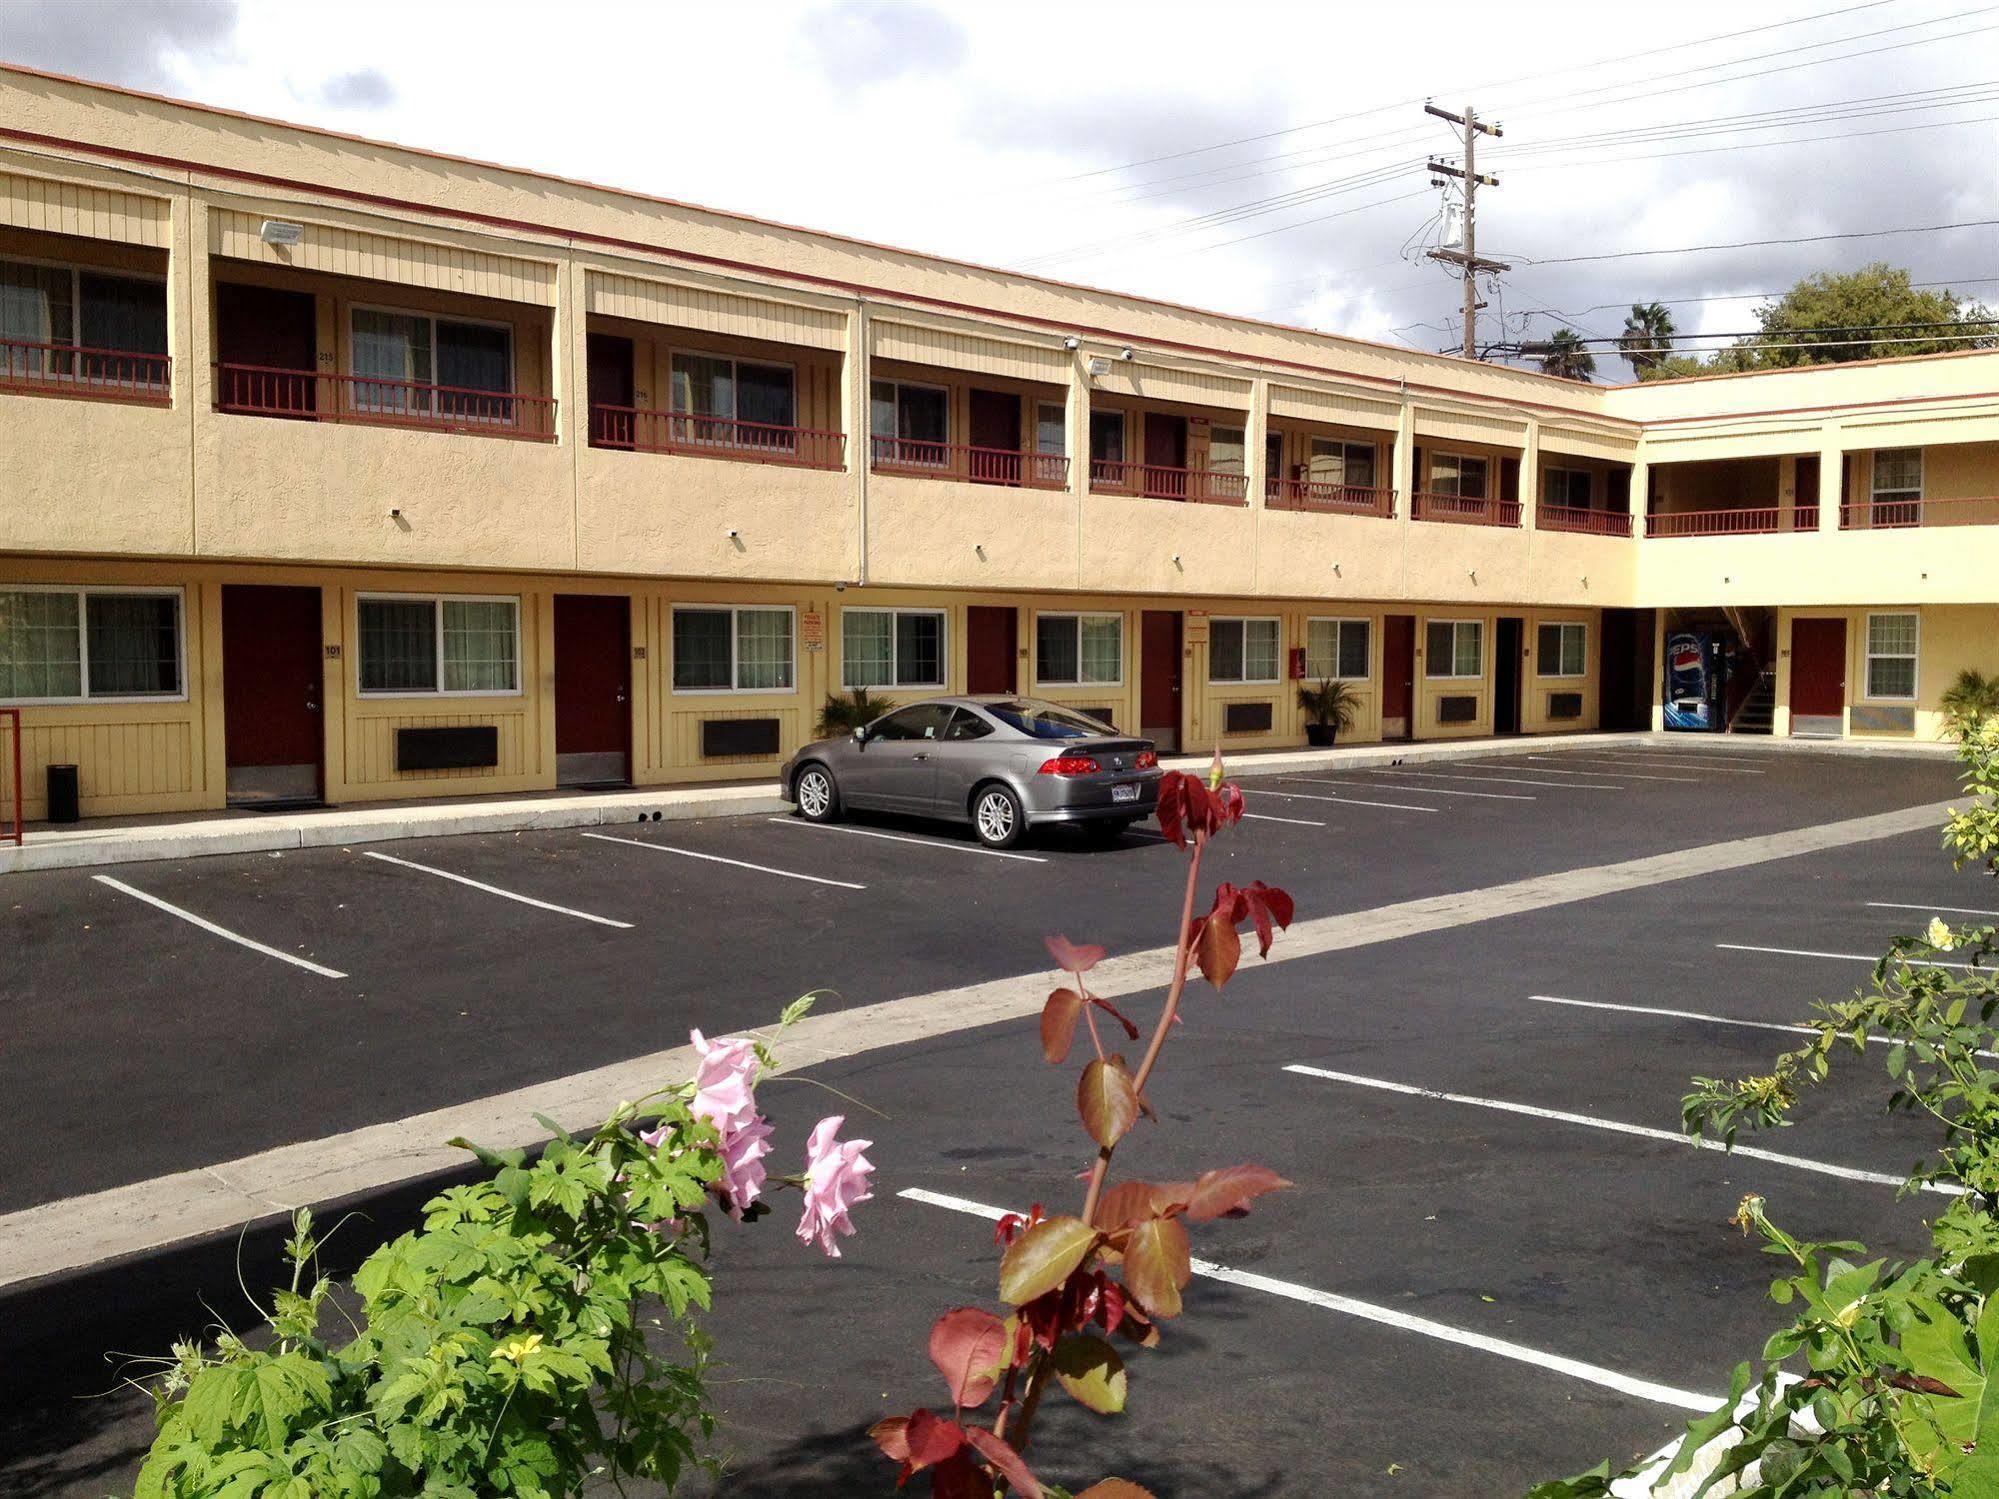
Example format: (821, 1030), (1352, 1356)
(796, 1114), (875, 1258)
(713, 1112), (773, 1219)
(688, 1029), (762, 1135)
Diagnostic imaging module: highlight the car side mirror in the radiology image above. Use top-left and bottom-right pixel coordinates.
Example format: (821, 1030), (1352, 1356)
(852, 724), (869, 744)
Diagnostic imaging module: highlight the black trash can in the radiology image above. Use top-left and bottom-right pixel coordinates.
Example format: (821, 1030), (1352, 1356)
(46, 764), (79, 825)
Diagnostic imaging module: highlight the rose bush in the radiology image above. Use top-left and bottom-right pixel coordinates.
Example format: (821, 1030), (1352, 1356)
(871, 756), (1295, 1499)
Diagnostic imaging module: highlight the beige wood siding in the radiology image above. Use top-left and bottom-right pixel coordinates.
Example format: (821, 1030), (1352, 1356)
(1414, 406), (1527, 447)
(1269, 384), (1401, 432)
(590, 271), (846, 350)
(1092, 363), (1251, 411)
(1540, 426), (1639, 464)
(870, 319), (1067, 382)
(210, 209), (557, 306)
(10, 717), (197, 818)
(0, 169), (169, 246)
(342, 707), (537, 787)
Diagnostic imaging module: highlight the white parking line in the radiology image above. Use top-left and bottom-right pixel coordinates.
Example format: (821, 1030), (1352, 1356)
(1715, 941), (1978, 971)
(1243, 810), (1328, 827)
(1281, 776), (1532, 803)
(1252, 789), (1440, 815)
(899, 1186), (1717, 1413)
(1868, 900), (1999, 919)
(766, 817), (1048, 863)
(1379, 767), (1606, 791)
(91, 875), (348, 979)
(360, 850), (634, 927)
(580, 832), (866, 889)
(1512, 759), (1695, 784)
(1282, 1064), (1958, 1195)
(1536, 754), (1757, 777)
(1522, 992), (1999, 1059)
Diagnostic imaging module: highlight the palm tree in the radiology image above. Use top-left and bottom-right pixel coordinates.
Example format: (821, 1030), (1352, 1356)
(1535, 328), (1596, 382)
(1617, 301), (1676, 376)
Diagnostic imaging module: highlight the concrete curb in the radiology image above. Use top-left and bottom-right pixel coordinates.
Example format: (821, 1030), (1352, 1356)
(0, 730), (1953, 875)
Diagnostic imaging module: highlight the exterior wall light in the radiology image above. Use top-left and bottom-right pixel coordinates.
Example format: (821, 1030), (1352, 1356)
(259, 219), (304, 245)
(1062, 336), (1080, 350)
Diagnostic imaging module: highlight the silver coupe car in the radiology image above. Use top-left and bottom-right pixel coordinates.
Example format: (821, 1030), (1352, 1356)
(778, 696), (1162, 849)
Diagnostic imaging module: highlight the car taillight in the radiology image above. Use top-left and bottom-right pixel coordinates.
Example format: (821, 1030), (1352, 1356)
(1135, 750), (1158, 770)
(1037, 754), (1101, 776)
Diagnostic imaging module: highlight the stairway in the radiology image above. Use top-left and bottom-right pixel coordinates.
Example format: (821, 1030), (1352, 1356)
(1729, 669), (1776, 734)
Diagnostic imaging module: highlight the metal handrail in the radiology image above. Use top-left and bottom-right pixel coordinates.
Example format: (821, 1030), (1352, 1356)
(1645, 506), (1780, 538)
(1412, 490), (1521, 527)
(1537, 504), (1632, 537)
(0, 335), (170, 404)
(215, 363), (555, 440)
(593, 405), (845, 469)
(869, 436), (1068, 489)
(1088, 458), (1248, 505)
(1266, 479), (1395, 517)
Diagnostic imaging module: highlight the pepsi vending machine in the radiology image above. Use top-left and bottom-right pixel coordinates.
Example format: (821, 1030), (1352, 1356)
(1663, 631), (1728, 731)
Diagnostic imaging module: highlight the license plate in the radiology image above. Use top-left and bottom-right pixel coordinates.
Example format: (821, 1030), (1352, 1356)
(1111, 783), (1139, 803)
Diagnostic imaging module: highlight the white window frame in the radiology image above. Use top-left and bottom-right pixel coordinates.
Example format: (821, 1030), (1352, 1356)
(0, 582), (187, 705)
(1089, 408), (1127, 466)
(1429, 452), (1489, 499)
(347, 301), (517, 403)
(668, 349), (799, 424)
(1033, 611), (1125, 688)
(1863, 610), (1920, 703)
(1425, 619), (1485, 680)
(1208, 616), (1282, 686)
(1870, 448), (1923, 522)
(668, 603), (798, 696)
(0, 254), (170, 348)
(1541, 466), (1593, 510)
(1035, 400), (1067, 456)
(840, 606), (947, 690)
(354, 591), (522, 699)
(871, 378), (951, 464)
(1535, 621), (1588, 680)
(1304, 616), (1372, 683)
(1306, 438), (1378, 488)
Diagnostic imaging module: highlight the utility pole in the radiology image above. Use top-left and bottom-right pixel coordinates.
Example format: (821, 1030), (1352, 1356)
(1424, 102), (1509, 359)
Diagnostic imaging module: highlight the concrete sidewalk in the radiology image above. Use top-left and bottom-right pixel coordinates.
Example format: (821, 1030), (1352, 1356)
(0, 729), (1952, 874)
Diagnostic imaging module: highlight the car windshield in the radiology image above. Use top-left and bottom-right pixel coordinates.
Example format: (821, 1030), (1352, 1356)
(984, 699), (1113, 739)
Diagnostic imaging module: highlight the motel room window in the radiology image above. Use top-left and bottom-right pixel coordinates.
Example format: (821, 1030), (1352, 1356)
(1209, 426), (1247, 477)
(1429, 453), (1488, 499)
(1864, 612), (1919, 701)
(871, 380), (949, 463)
(1870, 448), (1922, 524)
(356, 594), (519, 696)
(1089, 409), (1126, 479)
(1209, 618), (1280, 684)
(671, 605), (795, 692)
(350, 307), (513, 415)
(0, 586), (182, 702)
(842, 607), (945, 689)
(0, 258), (168, 382)
(1542, 467), (1593, 510)
(1425, 619), (1484, 679)
(1536, 621), (1588, 678)
(1308, 438), (1376, 490)
(1305, 618), (1371, 682)
(1036, 613), (1123, 687)
(1035, 402), (1066, 456)
(671, 353), (797, 441)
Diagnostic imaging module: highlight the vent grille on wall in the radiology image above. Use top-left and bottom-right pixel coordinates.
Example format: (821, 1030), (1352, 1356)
(701, 717), (781, 758)
(1223, 701), (1274, 734)
(1438, 695), (1477, 724)
(1849, 703), (1915, 734)
(1547, 691), (1583, 720)
(396, 725), (499, 772)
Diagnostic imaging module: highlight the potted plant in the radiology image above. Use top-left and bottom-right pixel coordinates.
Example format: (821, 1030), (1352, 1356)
(1296, 677), (1359, 748)
(816, 685), (895, 738)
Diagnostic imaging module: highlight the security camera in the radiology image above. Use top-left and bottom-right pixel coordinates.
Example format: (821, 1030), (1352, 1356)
(1118, 347), (1135, 361)
(1062, 336), (1080, 351)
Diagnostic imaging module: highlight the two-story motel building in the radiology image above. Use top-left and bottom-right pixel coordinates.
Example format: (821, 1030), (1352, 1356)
(1, 65), (1994, 822)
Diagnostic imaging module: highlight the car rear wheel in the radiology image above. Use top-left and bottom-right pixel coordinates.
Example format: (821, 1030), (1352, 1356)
(794, 763), (839, 823)
(971, 784), (1025, 849)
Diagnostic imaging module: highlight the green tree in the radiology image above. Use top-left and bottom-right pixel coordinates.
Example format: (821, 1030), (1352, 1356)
(1533, 327), (1597, 381)
(1616, 300), (1676, 375)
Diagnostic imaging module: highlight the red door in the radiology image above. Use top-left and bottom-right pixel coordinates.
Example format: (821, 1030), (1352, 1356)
(966, 606), (1017, 694)
(555, 595), (631, 785)
(215, 283), (317, 415)
(1143, 414), (1186, 497)
(1382, 615), (1415, 741)
(587, 334), (635, 448)
(223, 585), (323, 805)
(1140, 611), (1182, 750)
(968, 390), (1022, 484)
(1790, 618), (1847, 732)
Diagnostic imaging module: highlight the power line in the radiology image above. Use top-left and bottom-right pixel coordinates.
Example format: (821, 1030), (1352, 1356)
(1508, 218), (1999, 267)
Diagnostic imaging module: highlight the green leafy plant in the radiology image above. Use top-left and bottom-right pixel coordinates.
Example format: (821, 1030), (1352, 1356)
(127, 998), (863, 1498)
(1940, 669), (1999, 740)
(1529, 720), (1999, 1497)
(1296, 678), (1361, 738)
(817, 686), (895, 737)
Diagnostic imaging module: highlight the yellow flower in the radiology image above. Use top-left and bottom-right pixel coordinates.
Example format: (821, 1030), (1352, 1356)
(492, 1333), (543, 1366)
(1927, 916), (1956, 951)
(1729, 1194), (1765, 1235)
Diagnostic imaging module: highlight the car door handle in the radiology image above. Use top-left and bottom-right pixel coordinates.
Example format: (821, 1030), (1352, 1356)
(912, 752), (930, 761)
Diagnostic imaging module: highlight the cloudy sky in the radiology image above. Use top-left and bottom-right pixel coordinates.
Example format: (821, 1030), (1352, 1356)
(4, 0), (1996, 378)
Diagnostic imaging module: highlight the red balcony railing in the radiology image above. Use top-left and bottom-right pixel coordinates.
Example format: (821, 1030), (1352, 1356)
(1412, 490), (1520, 527)
(1537, 504), (1632, 537)
(0, 336), (170, 404)
(869, 436), (1067, 489)
(1265, 478), (1395, 517)
(1645, 506), (1779, 538)
(594, 405), (844, 469)
(1793, 503), (1820, 531)
(215, 364), (555, 441)
(1839, 494), (1999, 529)
(1090, 459), (1247, 505)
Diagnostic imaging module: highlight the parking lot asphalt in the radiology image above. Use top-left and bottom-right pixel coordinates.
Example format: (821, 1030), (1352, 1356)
(0, 742), (1982, 1497)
